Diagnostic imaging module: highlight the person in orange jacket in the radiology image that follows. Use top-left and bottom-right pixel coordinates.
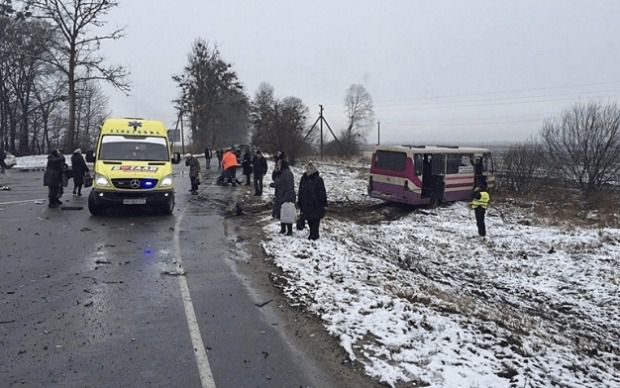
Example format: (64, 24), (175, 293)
(221, 149), (240, 185)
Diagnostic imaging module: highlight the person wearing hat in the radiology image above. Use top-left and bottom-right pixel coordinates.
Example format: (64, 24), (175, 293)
(71, 148), (89, 196)
(297, 161), (327, 240)
(185, 153), (201, 194)
(273, 160), (295, 235)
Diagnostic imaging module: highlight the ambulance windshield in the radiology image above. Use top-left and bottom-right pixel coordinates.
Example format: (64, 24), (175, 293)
(99, 135), (169, 161)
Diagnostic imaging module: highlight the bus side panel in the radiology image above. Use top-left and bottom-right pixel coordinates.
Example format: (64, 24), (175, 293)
(369, 156), (429, 205)
(369, 180), (431, 205)
(370, 157), (423, 187)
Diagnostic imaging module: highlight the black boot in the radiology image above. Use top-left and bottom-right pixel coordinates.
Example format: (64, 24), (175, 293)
(280, 223), (286, 234)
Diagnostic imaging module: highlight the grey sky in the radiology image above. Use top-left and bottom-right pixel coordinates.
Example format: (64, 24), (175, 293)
(101, 0), (620, 144)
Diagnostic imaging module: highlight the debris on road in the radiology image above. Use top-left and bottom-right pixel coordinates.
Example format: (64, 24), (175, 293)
(83, 301), (93, 307)
(0, 320), (16, 324)
(80, 227), (92, 232)
(60, 206), (83, 211)
(0, 186), (11, 191)
(254, 299), (273, 308)
(161, 270), (187, 277)
(95, 259), (112, 265)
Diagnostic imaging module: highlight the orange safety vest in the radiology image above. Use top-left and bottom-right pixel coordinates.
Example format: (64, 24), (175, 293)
(222, 151), (240, 170)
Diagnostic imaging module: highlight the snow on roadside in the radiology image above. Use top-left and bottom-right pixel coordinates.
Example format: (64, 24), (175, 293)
(260, 161), (620, 387)
(15, 155), (49, 169)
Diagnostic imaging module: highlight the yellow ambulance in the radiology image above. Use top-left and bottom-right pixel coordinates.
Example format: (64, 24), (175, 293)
(86, 118), (180, 215)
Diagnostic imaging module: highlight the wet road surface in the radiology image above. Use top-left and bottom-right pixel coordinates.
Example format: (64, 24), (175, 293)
(0, 166), (344, 387)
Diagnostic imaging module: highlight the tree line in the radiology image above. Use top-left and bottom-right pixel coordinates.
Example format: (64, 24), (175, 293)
(2, 0), (375, 158)
(0, 0), (127, 155)
(173, 39), (376, 162)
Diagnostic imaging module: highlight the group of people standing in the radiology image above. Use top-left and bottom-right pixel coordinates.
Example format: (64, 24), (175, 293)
(204, 146), (268, 196)
(43, 149), (90, 208)
(195, 147), (329, 240)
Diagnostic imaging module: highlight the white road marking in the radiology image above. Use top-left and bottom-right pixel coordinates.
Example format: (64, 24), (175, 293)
(0, 199), (46, 206)
(174, 205), (217, 388)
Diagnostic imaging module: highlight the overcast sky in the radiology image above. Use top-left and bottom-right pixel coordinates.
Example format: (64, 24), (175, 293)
(100, 0), (620, 144)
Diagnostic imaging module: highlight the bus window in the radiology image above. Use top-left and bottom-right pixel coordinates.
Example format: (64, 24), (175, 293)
(446, 154), (462, 174)
(414, 154), (423, 175)
(432, 154), (445, 175)
(483, 153), (493, 173)
(374, 151), (407, 171)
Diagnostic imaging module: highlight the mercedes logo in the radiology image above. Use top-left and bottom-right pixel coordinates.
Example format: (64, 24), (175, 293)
(129, 179), (141, 189)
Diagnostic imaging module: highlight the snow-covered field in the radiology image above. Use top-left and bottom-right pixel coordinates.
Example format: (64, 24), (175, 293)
(259, 160), (620, 387)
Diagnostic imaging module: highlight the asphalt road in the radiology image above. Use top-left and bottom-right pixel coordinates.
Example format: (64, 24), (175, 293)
(0, 165), (355, 388)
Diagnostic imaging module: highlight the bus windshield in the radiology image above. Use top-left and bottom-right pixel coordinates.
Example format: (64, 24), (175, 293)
(99, 135), (169, 161)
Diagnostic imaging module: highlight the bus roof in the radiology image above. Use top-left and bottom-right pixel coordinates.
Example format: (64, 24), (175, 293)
(100, 118), (168, 137)
(374, 145), (491, 154)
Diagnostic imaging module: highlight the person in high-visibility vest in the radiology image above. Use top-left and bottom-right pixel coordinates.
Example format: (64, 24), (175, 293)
(471, 186), (490, 236)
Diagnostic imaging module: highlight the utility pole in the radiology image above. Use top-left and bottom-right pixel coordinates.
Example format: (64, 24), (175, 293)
(319, 104), (324, 157)
(303, 104), (343, 158)
(377, 121), (381, 145)
(173, 110), (185, 154)
(180, 115), (185, 154)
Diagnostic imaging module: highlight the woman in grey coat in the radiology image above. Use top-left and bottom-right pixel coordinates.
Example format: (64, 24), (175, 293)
(272, 160), (295, 235)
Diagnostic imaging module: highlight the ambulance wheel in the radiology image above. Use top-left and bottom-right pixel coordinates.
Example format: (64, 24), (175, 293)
(88, 192), (103, 215)
(162, 195), (174, 215)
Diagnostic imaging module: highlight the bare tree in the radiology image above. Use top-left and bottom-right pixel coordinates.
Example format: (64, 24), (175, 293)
(341, 83), (374, 156)
(0, 13), (56, 154)
(28, 0), (129, 152)
(541, 102), (620, 194)
(499, 141), (545, 195)
(74, 77), (108, 149)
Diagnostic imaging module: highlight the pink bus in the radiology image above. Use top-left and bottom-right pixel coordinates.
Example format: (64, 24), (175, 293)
(368, 145), (495, 206)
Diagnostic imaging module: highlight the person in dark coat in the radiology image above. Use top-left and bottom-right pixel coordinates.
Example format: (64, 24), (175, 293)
(270, 150), (286, 181)
(241, 151), (253, 186)
(252, 150), (268, 196)
(0, 146), (6, 173)
(70, 148), (89, 196)
(298, 162), (327, 240)
(215, 148), (223, 170)
(44, 149), (64, 208)
(185, 153), (201, 194)
(272, 160), (295, 235)
(204, 147), (212, 169)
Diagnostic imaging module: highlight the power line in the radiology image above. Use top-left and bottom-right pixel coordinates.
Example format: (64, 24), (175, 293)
(320, 80), (620, 111)
(372, 93), (620, 111)
(373, 80), (620, 105)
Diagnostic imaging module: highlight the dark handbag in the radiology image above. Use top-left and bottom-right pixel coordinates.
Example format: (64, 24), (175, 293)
(83, 173), (93, 188)
(296, 213), (306, 230)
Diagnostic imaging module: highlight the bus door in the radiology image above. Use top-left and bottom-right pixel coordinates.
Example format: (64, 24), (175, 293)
(421, 154), (446, 202)
(421, 154), (433, 198)
(473, 154), (488, 188)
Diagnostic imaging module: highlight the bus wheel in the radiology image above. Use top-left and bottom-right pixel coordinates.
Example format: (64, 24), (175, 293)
(88, 192), (103, 215)
(162, 195), (174, 215)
